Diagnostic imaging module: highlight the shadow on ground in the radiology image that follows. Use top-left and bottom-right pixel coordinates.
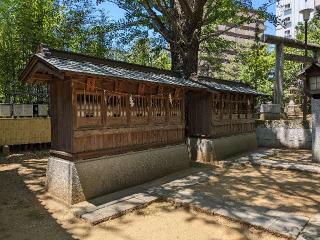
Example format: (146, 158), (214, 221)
(0, 151), (74, 240)
(1, 150), (312, 240)
(190, 162), (320, 218)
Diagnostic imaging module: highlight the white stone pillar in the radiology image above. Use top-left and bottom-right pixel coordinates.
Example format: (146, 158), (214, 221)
(312, 97), (320, 162)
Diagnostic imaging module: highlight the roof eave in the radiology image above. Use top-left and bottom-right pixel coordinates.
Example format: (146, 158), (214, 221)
(190, 79), (262, 96)
(298, 62), (320, 77)
(20, 55), (63, 83)
(20, 55), (38, 83)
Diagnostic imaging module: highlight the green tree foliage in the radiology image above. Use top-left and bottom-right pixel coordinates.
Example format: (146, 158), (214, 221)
(98, 0), (272, 78)
(0, 0), (62, 103)
(198, 36), (233, 77)
(0, 0), (114, 103)
(236, 44), (302, 101)
(296, 11), (320, 45)
(236, 11), (320, 101)
(236, 44), (275, 96)
(127, 38), (171, 69)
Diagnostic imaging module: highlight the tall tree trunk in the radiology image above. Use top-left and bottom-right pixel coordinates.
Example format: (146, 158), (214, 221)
(170, 42), (183, 73)
(170, 35), (200, 78)
(169, 0), (202, 79)
(182, 39), (199, 78)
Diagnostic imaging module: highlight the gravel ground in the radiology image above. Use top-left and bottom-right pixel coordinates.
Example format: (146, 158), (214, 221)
(0, 151), (290, 240)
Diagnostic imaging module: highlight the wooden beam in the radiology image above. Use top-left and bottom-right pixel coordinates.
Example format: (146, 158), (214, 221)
(31, 73), (53, 82)
(284, 53), (314, 63)
(260, 34), (320, 52)
(138, 83), (145, 95)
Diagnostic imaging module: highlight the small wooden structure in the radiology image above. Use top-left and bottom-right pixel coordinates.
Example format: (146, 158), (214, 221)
(20, 45), (204, 204)
(186, 77), (262, 161)
(187, 77), (260, 139)
(21, 45), (203, 161)
(303, 62), (320, 96)
(20, 44), (261, 204)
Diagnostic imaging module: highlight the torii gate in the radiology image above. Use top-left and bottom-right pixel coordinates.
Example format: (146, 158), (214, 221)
(260, 34), (320, 109)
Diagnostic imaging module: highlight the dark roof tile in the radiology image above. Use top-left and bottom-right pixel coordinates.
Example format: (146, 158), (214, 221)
(36, 53), (204, 89)
(197, 78), (264, 95)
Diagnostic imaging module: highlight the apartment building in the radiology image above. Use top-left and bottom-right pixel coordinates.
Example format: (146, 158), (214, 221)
(276, 0), (320, 38)
(199, 18), (265, 79)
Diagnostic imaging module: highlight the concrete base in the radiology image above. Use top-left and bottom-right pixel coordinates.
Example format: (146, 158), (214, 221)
(46, 144), (190, 205)
(312, 98), (320, 162)
(188, 133), (257, 162)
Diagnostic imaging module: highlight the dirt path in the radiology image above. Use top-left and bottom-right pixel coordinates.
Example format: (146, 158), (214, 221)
(0, 151), (288, 240)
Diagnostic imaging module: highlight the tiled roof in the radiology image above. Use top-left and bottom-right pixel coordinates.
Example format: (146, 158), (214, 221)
(197, 77), (264, 95)
(26, 45), (263, 95)
(35, 52), (204, 89)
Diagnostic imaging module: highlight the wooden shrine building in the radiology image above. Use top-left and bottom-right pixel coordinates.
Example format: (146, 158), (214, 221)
(187, 77), (262, 161)
(187, 77), (259, 138)
(21, 44), (262, 204)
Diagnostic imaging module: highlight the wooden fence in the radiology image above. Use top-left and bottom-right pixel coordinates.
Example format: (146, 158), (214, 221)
(0, 118), (51, 146)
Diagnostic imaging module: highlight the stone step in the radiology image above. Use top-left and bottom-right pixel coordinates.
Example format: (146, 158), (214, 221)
(166, 189), (309, 239)
(80, 193), (158, 225)
(297, 214), (320, 240)
(73, 168), (212, 225)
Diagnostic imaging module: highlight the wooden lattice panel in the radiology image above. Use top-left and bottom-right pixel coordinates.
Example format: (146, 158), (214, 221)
(151, 96), (166, 123)
(105, 93), (127, 126)
(130, 96), (149, 125)
(76, 91), (102, 127)
(169, 98), (183, 123)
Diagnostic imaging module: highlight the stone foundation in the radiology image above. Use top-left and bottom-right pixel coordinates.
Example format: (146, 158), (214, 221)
(188, 133), (257, 162)
(46, 144), (190, 205)
(256, 120), (312, 149)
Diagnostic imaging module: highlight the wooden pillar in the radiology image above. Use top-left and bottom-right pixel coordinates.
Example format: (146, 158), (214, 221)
(274, 43), (284, 108)
(165, 94), (169, 123)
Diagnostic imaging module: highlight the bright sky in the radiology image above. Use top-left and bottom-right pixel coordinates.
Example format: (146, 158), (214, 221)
(98, 0), (277, 35)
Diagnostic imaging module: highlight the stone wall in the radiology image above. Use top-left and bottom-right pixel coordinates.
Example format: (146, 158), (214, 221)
(256, 120), (312, 149)
(46, 144), (190, 205)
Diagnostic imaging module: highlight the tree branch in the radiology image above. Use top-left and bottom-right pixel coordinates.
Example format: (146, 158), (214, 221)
(140, 0), (173, 42)
(176, 0), (193, 16)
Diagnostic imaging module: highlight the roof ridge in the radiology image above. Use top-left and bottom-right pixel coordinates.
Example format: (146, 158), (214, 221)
(198, 76), (253, 88)
(37, 44), (182, 78)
